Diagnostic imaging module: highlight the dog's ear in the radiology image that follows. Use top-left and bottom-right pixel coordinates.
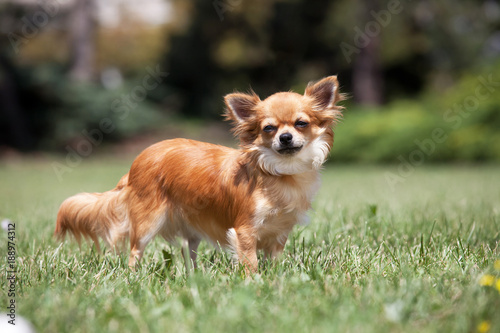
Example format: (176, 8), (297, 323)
(304, 76), (340, 111)
(224, 92), (260, 123)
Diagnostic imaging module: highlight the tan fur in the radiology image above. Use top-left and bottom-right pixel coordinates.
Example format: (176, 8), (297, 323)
(54, 76), (344, 273)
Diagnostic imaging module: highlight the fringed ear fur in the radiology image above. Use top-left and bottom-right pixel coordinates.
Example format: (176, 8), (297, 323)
(224, 92), (261, 123)
(304, 76), (345, 126)
(304, 76), (342, 111)
(224, 91), (261, 144)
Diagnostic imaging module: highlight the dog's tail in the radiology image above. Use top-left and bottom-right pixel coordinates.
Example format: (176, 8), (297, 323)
(54, 174), (130, 251)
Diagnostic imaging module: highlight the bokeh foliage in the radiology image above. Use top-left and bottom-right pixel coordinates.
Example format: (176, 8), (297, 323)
(0, 0), (499, 162)
(333, 62), (500, 162)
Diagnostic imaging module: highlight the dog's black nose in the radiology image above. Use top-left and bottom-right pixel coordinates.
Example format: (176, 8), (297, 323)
(279, 133), (293, 145)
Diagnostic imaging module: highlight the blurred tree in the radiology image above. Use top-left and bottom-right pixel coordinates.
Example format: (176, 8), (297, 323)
(162, 0), (339, 117)
(411, 0), (500, 90)
(322, 0), (500, 102)
(0, 0), (499, 156)
(0, 3), (36, 150)
(69, 0), (97, 82)
(0, 54), (35, 150)
(351, 0), (383, 105)
(0, 0), (166, 152)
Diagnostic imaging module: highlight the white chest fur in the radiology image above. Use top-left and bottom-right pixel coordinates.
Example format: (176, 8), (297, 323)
(253, 171), (321, 245)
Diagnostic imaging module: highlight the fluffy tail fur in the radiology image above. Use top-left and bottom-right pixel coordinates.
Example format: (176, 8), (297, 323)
(54, 174), (130, 251)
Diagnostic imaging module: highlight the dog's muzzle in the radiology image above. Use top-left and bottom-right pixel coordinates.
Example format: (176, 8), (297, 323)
(277, 146), (303, 155)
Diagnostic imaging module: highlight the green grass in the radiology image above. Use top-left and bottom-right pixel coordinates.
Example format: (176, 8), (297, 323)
(1, 158), (499, 333)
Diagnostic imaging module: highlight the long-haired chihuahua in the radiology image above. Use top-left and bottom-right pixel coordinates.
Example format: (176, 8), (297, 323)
(55, 76), (344, 272)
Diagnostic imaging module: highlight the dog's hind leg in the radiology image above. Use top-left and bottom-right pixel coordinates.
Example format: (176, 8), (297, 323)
(128, 238), (146, 268)
(127, 202), (166, 268)
(182, 236), (201, 273)
(263, 239), (287, 260)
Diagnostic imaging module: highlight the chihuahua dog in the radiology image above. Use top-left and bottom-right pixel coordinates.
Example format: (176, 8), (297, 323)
(55, 76), (344, 272)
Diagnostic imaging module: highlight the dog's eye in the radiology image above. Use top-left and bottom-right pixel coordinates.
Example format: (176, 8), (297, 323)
(263, 125), (277, 133)
(295, 120), (309, 128)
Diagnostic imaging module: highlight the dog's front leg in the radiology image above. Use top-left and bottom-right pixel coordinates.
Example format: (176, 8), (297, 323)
(234, 226), (258, 273)
(182, 236), (201, 273)
(264, 236), (288, 260)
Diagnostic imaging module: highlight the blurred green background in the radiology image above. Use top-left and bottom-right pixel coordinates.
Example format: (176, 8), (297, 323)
(0, 0), (499, 162)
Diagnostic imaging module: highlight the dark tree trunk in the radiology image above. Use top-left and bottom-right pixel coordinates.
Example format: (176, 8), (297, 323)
(352, 0), (384, 106)
(352, 36), (383, 105)
(68, 0), (96, 82)
(0, 55), (34, 150)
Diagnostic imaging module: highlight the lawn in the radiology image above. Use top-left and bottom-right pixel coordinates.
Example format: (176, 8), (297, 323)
(0, 158), (499, 333)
